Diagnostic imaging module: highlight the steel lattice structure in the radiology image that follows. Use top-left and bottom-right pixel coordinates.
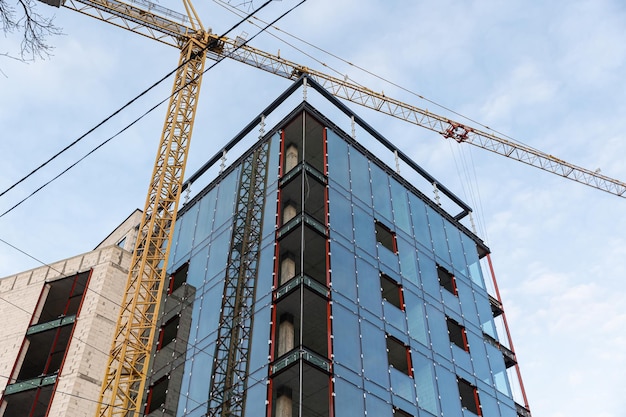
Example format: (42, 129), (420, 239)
(208, 142), (269, 417)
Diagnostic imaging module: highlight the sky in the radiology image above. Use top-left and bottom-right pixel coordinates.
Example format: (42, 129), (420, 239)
(1, 1), (626, 416)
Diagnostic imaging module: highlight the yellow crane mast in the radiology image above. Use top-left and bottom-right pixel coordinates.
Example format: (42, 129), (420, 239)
(36, 0), (626, 416)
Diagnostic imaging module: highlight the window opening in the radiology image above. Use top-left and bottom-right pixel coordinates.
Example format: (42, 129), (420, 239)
(446, 317), (469, 352)
(381, 273), (404, 310)
(157, 315), (180, 351)
(168, 263), (188, 294)
(145, 376), (169, 414)
(393, 408), (414, 417)
(375, 221), (397, 253)
(437, 265), (457, 295)
(457, 378), (481, 415)
(386, 335), (412, 376)
(117, 236), (126, 248)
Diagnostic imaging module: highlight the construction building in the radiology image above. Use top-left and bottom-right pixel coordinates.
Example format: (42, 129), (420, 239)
(0, 78), (530, 417)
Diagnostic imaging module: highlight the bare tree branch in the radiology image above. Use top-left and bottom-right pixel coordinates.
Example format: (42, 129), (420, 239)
(1, 0), (61, 61)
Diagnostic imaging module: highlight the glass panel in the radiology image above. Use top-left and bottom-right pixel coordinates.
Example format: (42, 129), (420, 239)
(365, 392), (393, 417)
(248, 304), (271, 375)
(333, 304), (362, 372)
(417, 253), (440, 300)
(451, 344), (473, 374)
(267, 132), (281, 187)
(389, 367), (415, 402)
(329, 188), (353, 241)
(445, 221), (466, 276)
(397, 237), (418, 286)
(349, 147), (372, 206)
(371, 164), (393, 222)
(213, 167), (239, 230)
(404, 290), (428, 347)
(390, 179), (411, 235)
(353, 205), (376, 259)
(475, 292), (497, 338)
(331, 242), (357, 300)
(383, 301), (406, 333)
(466, 330), (492, 385)
(425, 305), (451, 360)
(361, 320), (389, 387)
(408, 193), (432, 251)
(412, 352), (439, 415)
(436, 366), (462, 417)
(335, 379), (365, 417)
(196, 280), (223, 342)
(456, 281), (479, 327)
(356, 258), (382, 317)
(426, 206), (450, 265)
(327, 130), (350, 191)
(194, 187), (217, 246)
(173, 205), (198, 264)
(187, 346), (213, 410)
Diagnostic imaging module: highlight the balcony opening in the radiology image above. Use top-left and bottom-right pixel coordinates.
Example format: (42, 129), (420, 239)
(145, 376), (169, 415)
(168, 262), (188, 294)
(381, 273), (404, 310)
(375, 221), (397, 253)
(458, 378), (481, 415)
(437, 265), (457, 295)
(157, 315), (180, 351)
(447, 317), (469, 352)
(386, 335), (412, 376)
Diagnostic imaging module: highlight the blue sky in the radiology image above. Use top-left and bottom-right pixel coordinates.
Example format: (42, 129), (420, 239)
(1, 1), (626, 416)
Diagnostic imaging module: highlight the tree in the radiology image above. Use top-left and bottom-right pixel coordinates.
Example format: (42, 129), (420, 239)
(1, 0), (61, 62)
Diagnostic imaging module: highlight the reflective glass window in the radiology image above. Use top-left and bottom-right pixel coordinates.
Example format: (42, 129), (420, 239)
(365, 393), (392, 417)
(194, 187), (217, 245)
(353, 205), (376, 257)
(371, 164), (393, 222)
(408, 193), (432, 251)
(390, 367), (416, 402)
(329, 188), (353, 240)
(397, 237), (418, 286)
(173, 205), (198, 264)
(335, 379), (365, 416)
(213, 168), (238, 229)
(404, 290), (428, 346)
(357, 258), (383, 316)
(390, 179), (411, 235)
(436, 366), (462, 417)
(349, 147), (372, 205)
(333, 304), (362, 372)
(327, 130), (350, 191)
(445, 220), (466, 275)
(331, 242), (357, 300)
(412, 352), (438, 415)
(361, 320), (389, 386)
(426, 206), (450, 263)
(426, 305), (451, 360)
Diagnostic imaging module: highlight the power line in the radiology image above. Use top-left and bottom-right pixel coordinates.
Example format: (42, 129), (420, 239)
(0, 0), (278, 213)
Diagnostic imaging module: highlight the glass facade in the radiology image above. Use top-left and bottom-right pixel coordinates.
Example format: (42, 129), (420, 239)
(144, 85), (527, 417)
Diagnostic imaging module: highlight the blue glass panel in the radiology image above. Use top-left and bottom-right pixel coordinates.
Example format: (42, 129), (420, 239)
(364, 379), (390, 403)
(196, 280), (223, 342)
(187, 249), (209, 289)
(436, 366), (462, 417)
(329, 188), (353, 241)
(378, 243), (400, 273)
(256, 245), (274, 302)
(335, 379), (365, 416)
(466, 331), (492, 385)
(335, 364), (363, 387)
(408, 193), (432, 251)
(404, 290), (428, 347)
(397, 237), (418, 286)
(475, 292), (497, 338)
(261, 186), (278, 240)
(353, 205), (376, 259)
(266, 133), (281, 187)
(205, 229), (231, 282)
(442, 289), (461, 315)
(173, 204), (198, 264)
(389, 367), (415, 402)
(417, 253), (440, 301)
(194, 188), (217, 246)
(331, 242), (357, 300)
(213, 167), (239, 230)
(383, 301), (406, 333)
(451, 344), (473, 374)
(349, 147), (372, 206)
(244, 377), (267, 416)
(333, 304), (362, 372)
(412, 352), (439, 415)
(445, 220), (466, 276)
(456, 281), (479, 327)
(187, 345), (213, 410)
(425, 306), (451, 360)
(365, 392), (392, 417)
(371, 164), (393, 222)
(426, 206), (450, 265)
(390, 179), (411, 235)
(327, 130), (350, 191)
(498, 398), (518, 417)
(356, 258), (382, 317)
(486, 343), (511, 396)
(361, 320), (389, 387)
(479, 392), (501, 417)
(248, 304), (271, 375)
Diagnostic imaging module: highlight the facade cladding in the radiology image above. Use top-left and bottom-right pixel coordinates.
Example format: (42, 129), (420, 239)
(145, 79), (528, 417)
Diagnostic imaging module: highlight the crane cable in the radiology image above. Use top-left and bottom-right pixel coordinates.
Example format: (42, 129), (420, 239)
(0, 0), (307, 219)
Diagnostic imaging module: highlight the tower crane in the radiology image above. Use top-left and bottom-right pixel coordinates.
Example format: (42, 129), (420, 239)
(35, 0), (626, 416)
